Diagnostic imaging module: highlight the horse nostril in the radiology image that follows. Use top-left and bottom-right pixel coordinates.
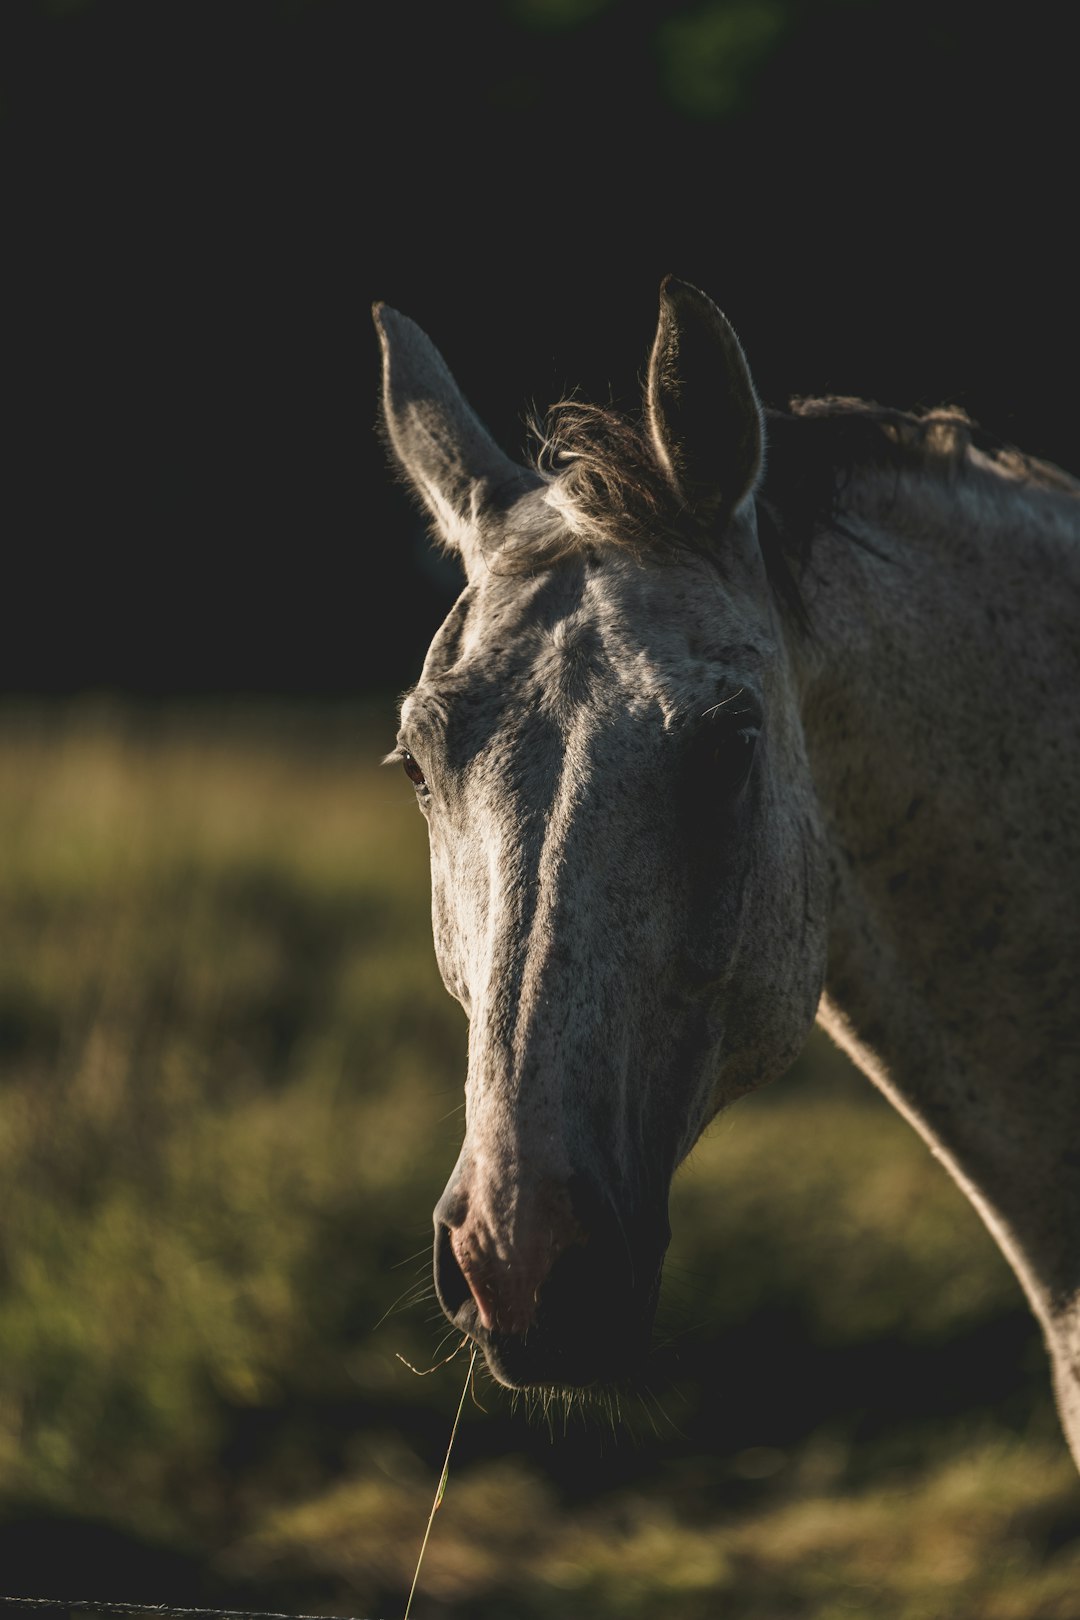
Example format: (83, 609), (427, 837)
(433, 1221), (472, 1320)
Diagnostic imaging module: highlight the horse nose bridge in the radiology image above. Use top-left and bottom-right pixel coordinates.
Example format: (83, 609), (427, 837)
(476, 895), (645, 1070)
(468, 747), (669, 1041)
(461, 916), (649, 1185)
(459, 802), (675, 1174)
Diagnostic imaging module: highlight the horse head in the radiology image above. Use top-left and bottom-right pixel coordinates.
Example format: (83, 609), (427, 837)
(375, 278), (829, 1389)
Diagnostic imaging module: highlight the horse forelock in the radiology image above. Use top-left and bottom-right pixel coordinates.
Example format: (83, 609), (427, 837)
(500, 400), (808, 623)
(532, 402), (691, 551)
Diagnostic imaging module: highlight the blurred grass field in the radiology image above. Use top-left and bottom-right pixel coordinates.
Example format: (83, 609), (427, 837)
(1, 699), (1078, 1620)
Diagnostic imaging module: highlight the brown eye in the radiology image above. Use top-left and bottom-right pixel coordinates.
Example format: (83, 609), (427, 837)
(718, 732), (761, 780)
(687, 711), (761, 805)
(402, 750), (426, 788)
(714, 725), (759, 789)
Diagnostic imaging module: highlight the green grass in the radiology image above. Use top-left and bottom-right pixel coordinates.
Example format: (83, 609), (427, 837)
(0, 699), (1077, 1619)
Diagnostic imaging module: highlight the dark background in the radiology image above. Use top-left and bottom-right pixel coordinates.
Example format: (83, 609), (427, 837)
(4, 0), (1077, 700)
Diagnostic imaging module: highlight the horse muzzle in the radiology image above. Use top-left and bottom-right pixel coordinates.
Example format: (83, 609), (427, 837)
(432, 1168), (667, 1388)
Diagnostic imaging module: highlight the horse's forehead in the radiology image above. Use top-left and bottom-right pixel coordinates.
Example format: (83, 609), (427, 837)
(433, 555), (761, 703)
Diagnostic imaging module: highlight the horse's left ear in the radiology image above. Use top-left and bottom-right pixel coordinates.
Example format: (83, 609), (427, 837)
(645, 276), (765, 528)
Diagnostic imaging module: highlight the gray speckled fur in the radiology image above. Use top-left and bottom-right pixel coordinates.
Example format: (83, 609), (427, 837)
(374, 280), (1080, 1464)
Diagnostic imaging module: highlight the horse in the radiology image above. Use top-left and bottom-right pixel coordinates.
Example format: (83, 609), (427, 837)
(373, 276), (1080, 1469)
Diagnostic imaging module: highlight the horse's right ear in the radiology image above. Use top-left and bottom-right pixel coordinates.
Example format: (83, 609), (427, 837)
(374, 303), (539, 575)
(645, 276), (765, 529)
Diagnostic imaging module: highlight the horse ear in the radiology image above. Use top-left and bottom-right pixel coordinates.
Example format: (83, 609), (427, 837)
(373, 303), (538, 573)
(645, 276), (765, 528)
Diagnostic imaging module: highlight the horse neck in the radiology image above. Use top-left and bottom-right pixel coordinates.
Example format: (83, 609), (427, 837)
(793, 469), (1080, 894)
(788, 468), (1080, 1311)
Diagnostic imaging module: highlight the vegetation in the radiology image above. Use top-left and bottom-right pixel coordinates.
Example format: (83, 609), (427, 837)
(1, 701), (1077, 1618)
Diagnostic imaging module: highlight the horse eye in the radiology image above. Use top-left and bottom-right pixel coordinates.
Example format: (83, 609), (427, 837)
(711, 724), (759, 790)
(401, 750), (426, 788)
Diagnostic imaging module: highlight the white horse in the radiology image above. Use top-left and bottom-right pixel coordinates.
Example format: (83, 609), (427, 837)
(374, 277), (1080, 1468)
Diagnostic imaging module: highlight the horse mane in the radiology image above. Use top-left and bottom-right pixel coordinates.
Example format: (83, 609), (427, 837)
(520, 394), (1080, 624)
(769, 394), (1080, 513)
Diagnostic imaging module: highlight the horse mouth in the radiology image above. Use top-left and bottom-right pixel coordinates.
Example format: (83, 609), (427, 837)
(433, 1221), (664, 1390)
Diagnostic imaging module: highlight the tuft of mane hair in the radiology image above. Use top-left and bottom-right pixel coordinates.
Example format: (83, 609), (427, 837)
(779, 395), (1080, 498)
(530, 400), (702, 558)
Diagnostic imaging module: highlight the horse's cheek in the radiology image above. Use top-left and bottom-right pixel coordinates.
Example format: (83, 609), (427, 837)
(730, 812), (827, 1091)
(694, 781), (826, 1103)
(428, 829), (484, 1013)
(680, 788), (756, 982)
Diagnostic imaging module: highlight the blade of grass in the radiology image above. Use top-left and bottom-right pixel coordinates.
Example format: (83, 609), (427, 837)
(402, 1345), (478, 1620)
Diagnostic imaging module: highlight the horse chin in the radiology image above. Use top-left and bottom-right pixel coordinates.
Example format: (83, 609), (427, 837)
(477, 1319), (652, 1393)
